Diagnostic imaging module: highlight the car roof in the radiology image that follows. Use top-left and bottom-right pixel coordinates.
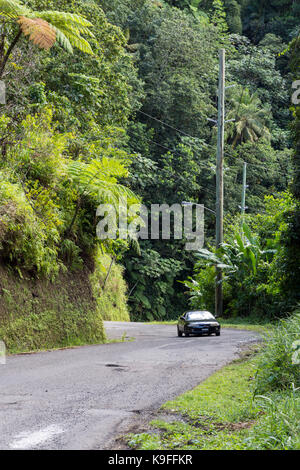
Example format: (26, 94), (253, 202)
(185, 310), (214, 315)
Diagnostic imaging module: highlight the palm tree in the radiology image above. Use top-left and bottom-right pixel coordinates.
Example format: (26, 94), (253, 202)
(227, 87), (271, 147)
(0, 0), (95, 77)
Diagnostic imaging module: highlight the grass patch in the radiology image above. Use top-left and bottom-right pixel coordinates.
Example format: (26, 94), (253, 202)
(127, 349), (261, 450)
(127, 344), (300, 450)
(219, 316), (274, 333)
(162, 350), (260, 423)
(0, 305), (105, 354)
(148, 316), (274, 333)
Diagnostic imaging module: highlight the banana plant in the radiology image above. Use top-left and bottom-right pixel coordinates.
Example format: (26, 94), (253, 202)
(195, 223), (277, 278)
(0, 0), (95, 77)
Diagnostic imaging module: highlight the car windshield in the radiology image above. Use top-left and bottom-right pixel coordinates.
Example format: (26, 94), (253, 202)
(186, 312), (214, 321)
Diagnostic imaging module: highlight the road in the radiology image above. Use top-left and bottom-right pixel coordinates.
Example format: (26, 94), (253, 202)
(0, 322), (260, 450)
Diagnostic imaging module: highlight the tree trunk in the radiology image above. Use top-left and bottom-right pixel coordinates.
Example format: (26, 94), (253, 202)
(0, 29), (22, 79)
(65, 198), (81, 238)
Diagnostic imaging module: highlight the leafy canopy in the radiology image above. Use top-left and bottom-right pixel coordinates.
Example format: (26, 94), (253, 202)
(0, 0), (95, 54)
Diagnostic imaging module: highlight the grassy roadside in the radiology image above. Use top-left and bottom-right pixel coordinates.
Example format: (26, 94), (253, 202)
(126, 343), (300, 450)
(149, 316), (274, 333)
(5, 335), (132, 356)
(127, 347), (261, 450)
(218, 317), (274, 333)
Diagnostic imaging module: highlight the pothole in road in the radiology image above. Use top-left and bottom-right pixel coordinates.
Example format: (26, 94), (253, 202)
(105, 363), (128, 371)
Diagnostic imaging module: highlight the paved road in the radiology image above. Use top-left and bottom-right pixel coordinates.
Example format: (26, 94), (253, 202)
(0, 322), (260, 450)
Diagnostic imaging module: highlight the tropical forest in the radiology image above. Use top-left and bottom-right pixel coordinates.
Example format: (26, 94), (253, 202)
(0, 0), (299, 452)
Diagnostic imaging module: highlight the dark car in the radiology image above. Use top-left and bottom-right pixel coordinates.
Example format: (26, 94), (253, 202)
(177, 310), (220, 337)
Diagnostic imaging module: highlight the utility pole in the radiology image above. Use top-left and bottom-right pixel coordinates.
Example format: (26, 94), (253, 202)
(241, 162), (247, 219)
(215, 49), (225, 318)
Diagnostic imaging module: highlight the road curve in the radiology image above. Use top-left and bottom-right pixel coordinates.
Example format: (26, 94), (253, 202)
(0, 322), (260, 450)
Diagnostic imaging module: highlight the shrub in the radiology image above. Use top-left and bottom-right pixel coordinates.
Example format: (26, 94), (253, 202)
(255, 310), (300, 394)
(11, 108), (70, 186)
(0, 175), (61, 277)
(184, 194), (297, 319)
(246, 389), (300, 450)
(90, 246), (130, 322)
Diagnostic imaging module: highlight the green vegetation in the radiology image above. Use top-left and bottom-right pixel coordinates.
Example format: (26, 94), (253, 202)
(100, 0), (297, 322)
(0, 251), (130, 352)
(0, 263), (106, 353)
(127, 312), (300, 450)
(0, 0), (139, 350)
(182, 192), (297, 318)
(0, 0), (298, 451)
(1, 0), (299, 329)
(0, 2), (298, 439)
(148, 317), (272, 333)
(218, 316), (273, 333)
(255, 311), (300, 393)
(91, 250), (130, 322)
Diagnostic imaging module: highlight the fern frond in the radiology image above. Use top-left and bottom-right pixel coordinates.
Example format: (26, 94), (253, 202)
(0, 0), (29, 18)
(36, 10), (93, 28)
(35, 10), (95, 54)
(55, 27), (93, 54)
(51, 26), (73, 53)
(68, 160), (138, 205)
(90, 158), (129, 179)
(36, 12), (95, 38)
(17, 16), (56, 50)
(54, 21), (95, 38)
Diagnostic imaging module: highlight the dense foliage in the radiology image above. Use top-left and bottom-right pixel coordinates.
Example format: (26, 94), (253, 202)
(0, 0), (141, 281)
(105, 0), (297, 320)
(0, 0), (299, 322)
(1, 0), (299, 450)
(255, 309), (300, 393)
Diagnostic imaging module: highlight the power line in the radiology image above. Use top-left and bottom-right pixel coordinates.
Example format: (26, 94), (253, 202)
(127, 130), (220, 201)
(136, 108), (239, 162)
(131, 115), (277, 190)
(127, 129), (216, 171)
(137, 109), (217, 157)
(137, 110), (204, 142)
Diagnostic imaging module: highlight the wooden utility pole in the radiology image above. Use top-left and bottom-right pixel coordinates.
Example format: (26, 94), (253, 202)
(215, 49), (225, 318)
(241, 162), (247, 218)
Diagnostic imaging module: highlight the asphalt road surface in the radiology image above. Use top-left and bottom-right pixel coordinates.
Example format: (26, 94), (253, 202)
(0, 322), (260, 450)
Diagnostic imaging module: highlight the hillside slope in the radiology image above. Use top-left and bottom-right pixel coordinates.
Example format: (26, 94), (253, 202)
(0, 254), (130, 353)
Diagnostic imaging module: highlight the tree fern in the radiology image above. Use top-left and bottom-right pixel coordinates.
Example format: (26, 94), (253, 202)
(68, 159), (139, 207)
(17, 16), (56, 50)
(0, 0), (95, 76)
(36, 10), (95, 54)
(0, 0), (30, 17)
(67, 159), (140, 245)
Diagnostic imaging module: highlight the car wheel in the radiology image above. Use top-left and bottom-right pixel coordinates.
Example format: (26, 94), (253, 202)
(185, 331), (190, 337)
(177, 327), (183, 337)
(216, 332), (220, 336)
